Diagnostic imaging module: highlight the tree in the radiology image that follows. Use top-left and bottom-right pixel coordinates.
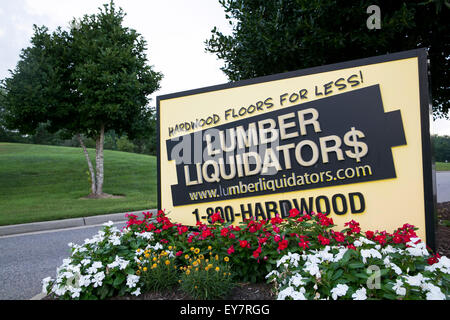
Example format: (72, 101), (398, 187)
(206, 0), (449, 118)
(1, 1), (162, 197)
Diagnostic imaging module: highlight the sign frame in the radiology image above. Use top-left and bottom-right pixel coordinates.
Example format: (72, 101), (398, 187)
(156, 48), (436, 250)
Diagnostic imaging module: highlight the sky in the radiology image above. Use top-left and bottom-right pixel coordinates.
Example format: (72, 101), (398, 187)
(0, 0), (449, 136)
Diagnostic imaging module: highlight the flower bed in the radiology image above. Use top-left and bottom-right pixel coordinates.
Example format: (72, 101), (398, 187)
(43, 209), (449, 300)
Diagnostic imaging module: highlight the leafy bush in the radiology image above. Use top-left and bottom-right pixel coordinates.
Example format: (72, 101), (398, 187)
(43, 209), (449, 300)
(178, 248), (235, 299)
(43, 221), (152, 299)
(138, 248), (179, 292)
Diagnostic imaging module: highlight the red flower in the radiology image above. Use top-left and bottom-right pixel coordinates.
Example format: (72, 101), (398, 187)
(278, 239), (288, 251)
(347, 244), (356, 250)
(253, 246), (262, 258)
(239, 240), (249, 248)
(332, 231), (345, 243)
(365, 231), (374, 239)
(270, 215), (283, 225)
(289, 208), (300, 218)
(427, 253), (441, 265)
(344, 220), (361, 235)
(374, 234), (387, 245)
(317, 234), (330, 246)
(273, 235), (281, 243)
(210, 212), (224, 223)
(177, 225), (188, 235)
(220, 228), (229, 237)
(227, 245), (235, 255)
(298, 239), (310, 250)
(176, 250), (183, 257)
(259, 237), (268, 245)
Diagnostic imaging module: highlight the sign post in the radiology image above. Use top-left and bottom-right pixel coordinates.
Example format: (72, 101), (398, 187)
(157, 49), (436, 249)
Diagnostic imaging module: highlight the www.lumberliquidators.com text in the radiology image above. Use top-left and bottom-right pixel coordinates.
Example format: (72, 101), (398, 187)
(179, 304), (270, 317)
(188, 164), (373, 202)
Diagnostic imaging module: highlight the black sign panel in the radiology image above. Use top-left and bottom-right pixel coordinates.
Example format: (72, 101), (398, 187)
(166, 85), (406, 206)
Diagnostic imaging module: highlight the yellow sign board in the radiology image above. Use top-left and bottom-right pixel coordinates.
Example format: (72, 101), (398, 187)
(157, 49), (436, 248)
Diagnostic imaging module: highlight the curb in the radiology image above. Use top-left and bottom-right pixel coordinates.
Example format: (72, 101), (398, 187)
(0, 209), (156, 237)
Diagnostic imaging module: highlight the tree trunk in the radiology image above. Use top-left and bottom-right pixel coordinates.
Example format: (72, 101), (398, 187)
(95, 124), (105, 196)
(77, 133), (97, 196)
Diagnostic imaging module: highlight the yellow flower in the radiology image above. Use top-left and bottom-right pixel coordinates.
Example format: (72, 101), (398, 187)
(139, 257), (143, 261)
(208, 246), (212, 250)
(165, 260), (170, 265)
(190, 247), (195, 252)
(194, 248), (200, 254)
(193, 261), (198, 267)
(186, 269), (191, 275)
(194, 286), (198, 289)
(199, 254), (204, 260)
(144, 253), (150, 258)
(152, 263), (157, 269)
(215, 254), (219, 261)
(224, 257), (229, 262)
(215, 266), (220, 272)
(136, 249), (141, 253)
(185, 254), (189, 260)
(153, 257), (157, 262)
(168, 246), (173, 250)
(143, 267), (148, 272)
(136, 270), (141, 275)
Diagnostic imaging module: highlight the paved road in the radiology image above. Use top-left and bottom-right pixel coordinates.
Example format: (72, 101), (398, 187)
(437, 171), (450, 203)
(0, 222), (125, 300)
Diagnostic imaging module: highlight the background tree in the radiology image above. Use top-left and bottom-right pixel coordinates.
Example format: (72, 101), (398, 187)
(206, 0), (449, 117)
(433, 135), (450, 162)
(1, 1), (162, 197)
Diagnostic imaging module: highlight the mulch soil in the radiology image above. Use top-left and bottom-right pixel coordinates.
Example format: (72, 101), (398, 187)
(45, 202), (450, 300)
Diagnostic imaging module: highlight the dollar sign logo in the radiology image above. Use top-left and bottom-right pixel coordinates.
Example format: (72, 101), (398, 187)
(344, 127), (368, 162)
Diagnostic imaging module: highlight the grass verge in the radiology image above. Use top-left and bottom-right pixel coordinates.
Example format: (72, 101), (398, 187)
(0, 142), (156, 226)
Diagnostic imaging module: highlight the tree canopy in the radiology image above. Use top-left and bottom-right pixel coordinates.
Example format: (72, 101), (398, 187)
(1, 1), (162, 196)
(206, 0), (449, 117)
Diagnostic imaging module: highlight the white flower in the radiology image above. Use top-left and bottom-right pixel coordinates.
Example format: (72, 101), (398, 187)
(405, 274), (428, 287)
(108, 235), (121, 246)
(424, 284), (446, 300)
(103, 221), (114, 227)
(78, 275), (91, 287)
(277, 286), (307, 300)
(352, 287), (367, 300)
(131, 288), (141, 296)
(107, 256), (129, 270)
(392, 279), (406, 296)
(425, 256), (450, 274)
(92, 271), (105, 288)
(333, 248), (348, 262)
(68, 286), (82, 299)
(42, 277), (53, 294)
(80, 259), (91, 266)
(304, 262), (320, 278)
(265, 270), (280, 279)
(360, 249), (382, 264)
(136, 232), (154, 241)
(330, 284), (349, 300)
(290, 273), (305, 287)
(126, 274), (140, 288)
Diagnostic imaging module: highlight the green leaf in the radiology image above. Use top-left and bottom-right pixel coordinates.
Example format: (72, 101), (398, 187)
(348, 262), (365, 269)
(332, 269), (344, 281)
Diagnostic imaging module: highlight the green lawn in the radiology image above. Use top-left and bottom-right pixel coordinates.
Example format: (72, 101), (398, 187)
(436, 162), (450, 171)
(0, 143), (157, 226)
